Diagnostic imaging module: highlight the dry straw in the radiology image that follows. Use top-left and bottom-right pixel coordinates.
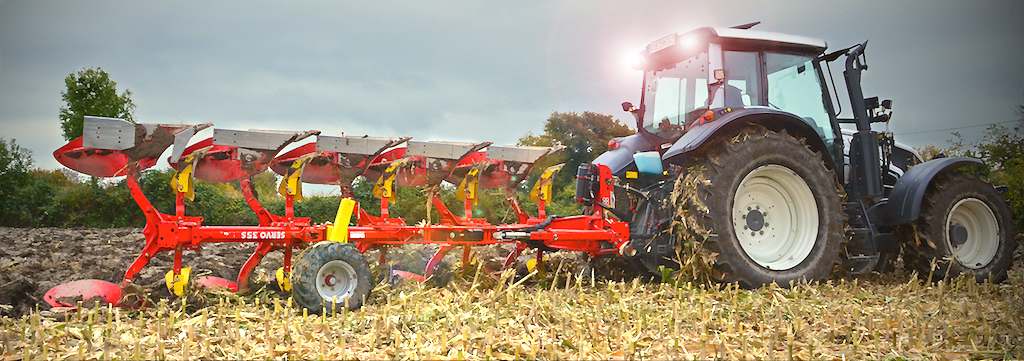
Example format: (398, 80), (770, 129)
(1, 263), (1021, 360)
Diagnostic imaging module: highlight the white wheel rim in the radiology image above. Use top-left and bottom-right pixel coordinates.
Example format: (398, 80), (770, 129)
(946, 198), (999, 269)
(733, 164), (818, 270)
(316, 260), (358, 302)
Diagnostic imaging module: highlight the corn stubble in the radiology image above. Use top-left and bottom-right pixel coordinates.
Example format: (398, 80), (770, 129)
(1, 266), (1022, 360)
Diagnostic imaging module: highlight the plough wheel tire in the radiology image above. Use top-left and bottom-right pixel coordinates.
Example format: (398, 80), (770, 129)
(898, 172), (1016, 283)
(677, 127), (845, 288)
(292, 242), (372, 314)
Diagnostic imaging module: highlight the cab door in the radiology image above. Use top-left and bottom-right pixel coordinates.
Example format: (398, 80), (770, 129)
(764, 53), (839, 152)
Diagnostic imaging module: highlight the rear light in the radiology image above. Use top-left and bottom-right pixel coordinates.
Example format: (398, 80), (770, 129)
(700, 110), (715, 124)
(608, 139), (620, 150)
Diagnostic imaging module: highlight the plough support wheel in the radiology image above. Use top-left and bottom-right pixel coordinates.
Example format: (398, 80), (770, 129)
(292, 242), (372, 314)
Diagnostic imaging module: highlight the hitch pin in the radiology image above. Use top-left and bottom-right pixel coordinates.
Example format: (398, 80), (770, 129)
(493, 231), (530, 240)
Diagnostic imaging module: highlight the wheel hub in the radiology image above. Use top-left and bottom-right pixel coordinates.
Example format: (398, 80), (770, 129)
(946, 198), (999, 269)
(949, 223), (969, 247)
(746, 209), (766, 232)
(316, 260), (358, 301)
(732, 164), (818, 271)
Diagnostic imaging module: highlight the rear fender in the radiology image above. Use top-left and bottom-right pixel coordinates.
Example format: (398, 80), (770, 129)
(883, 157), (982, 225)
(592, 132), (662, 175)
(661, 107), (836, 171)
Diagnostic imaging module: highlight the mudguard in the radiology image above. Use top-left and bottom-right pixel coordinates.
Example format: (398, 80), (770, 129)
(661, 107), (836, 170)
(591, 132), (662, 175)
(883, 157), (981, 226)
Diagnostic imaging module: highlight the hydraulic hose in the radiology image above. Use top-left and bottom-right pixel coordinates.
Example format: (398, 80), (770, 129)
(513, 214), (562, 233)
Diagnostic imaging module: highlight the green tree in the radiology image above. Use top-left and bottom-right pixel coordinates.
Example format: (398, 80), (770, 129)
(0, 138), (35, 225)
(59, 67), (137, 141)
(0, 138), (32, 179)
(913, 143), (950, 162)
(517, 111), (634, 215)
(946, 97), (1024, 230)
(519, 111), (633, 181)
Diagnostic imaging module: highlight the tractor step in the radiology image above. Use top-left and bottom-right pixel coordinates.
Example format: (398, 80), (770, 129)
(842, 254), (880, 275)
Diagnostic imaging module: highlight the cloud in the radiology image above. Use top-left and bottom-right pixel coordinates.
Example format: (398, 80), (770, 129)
(2, 0), (1022, 172)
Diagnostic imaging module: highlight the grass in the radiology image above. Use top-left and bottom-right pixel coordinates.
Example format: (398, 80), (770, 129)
(1, 265), (1022, 360)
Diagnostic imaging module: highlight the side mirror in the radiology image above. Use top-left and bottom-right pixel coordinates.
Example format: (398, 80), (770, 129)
(881, 99), (892, 110)
(864, 96), (879, 109)
(621, 102), (635, 112)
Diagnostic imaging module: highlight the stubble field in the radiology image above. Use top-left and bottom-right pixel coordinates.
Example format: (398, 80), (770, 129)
(1, 227), (1022, 360)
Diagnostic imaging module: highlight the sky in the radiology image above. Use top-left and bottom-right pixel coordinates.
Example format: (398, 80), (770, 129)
(2, 0), (1023, 173)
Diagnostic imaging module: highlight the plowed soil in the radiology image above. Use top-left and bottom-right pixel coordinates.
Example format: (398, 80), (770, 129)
(1, 227), (1020, 320)
(0, 227), (530, 319)
(0, 228), (264, 318)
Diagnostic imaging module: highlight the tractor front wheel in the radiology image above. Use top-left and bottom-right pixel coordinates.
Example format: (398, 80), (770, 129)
(292, 242), (373, 314)
(674, 127), (845, 288)
(899, 172), (1016, 282)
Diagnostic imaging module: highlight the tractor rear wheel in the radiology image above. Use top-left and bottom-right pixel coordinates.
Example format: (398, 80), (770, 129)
(899, 172), (1016, 282)
(674, 127), (845, 288)
(292, 242), (372, 314)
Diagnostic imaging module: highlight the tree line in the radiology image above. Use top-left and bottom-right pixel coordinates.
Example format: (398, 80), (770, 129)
(0, 68), (631, 227)
(0, 113), (629, 227)
(1, 67), (1020, 231)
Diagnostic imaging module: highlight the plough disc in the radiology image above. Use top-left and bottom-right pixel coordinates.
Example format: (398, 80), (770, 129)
(53, 138), (157, 177)
(43, 279), (122, 308)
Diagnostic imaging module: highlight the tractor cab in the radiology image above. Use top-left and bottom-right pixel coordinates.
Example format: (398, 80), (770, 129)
(622, 25), (837, 159)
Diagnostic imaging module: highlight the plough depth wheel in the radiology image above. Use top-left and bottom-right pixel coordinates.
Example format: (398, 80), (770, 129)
(292, 242), (372, 313)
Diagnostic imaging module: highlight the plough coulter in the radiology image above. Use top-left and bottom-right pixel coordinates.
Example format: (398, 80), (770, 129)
(47, 116), (627, 313)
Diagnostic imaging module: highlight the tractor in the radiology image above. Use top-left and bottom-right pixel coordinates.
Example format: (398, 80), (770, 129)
(592, 22), (1016, 287)
(45, 23), (1016, 314)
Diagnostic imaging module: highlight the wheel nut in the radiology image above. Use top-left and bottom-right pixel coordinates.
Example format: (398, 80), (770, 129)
(751, 232), (756, 236)
(759, 231), (764, 235)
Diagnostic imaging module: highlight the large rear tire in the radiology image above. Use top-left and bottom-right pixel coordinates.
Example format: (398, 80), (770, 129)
(292, 242), (373, 314)
(898, 172), (1016, 282)
(673, 127), (845, 288)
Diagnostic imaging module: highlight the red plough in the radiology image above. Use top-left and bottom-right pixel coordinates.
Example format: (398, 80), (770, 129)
(46, 116), (630, 313)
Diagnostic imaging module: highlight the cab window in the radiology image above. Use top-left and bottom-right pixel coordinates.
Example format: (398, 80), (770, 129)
(643, 51), (709, 138)
(765, 53), (834, 143)
(721, 51), (763, 107)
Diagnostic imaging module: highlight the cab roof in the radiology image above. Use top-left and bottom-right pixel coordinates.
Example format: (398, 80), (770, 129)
(711, 27), (827, 53)
(638, 25), (828, 72)
(669, 26), (828, 55)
